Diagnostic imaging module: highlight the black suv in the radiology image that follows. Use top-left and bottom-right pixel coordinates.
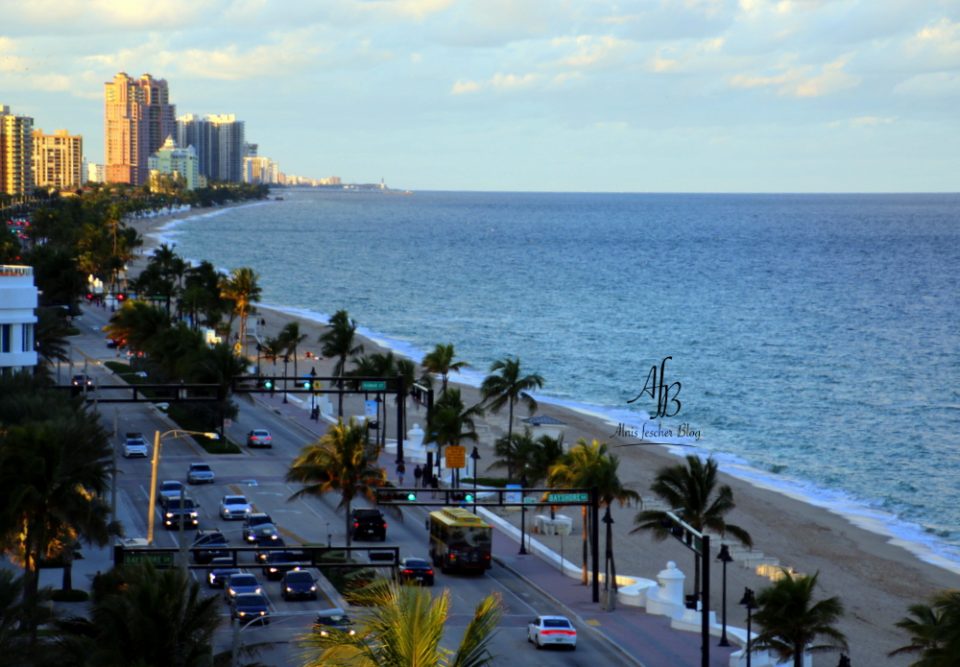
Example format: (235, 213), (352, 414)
(351, 508), (386, 541)
(163, 497), (200, 529)
(192, 529), (229, 564)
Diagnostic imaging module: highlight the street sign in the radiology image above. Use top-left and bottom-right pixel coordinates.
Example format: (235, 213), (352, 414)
(312, 379), (323, 391)
(547, 492), (590, 503)
(445, 445), (466, 468)
(123, 550), (176, 567)
(360, 380), (387, 391)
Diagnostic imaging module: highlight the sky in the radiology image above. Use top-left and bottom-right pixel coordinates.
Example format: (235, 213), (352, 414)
(1, 0), (958, 193)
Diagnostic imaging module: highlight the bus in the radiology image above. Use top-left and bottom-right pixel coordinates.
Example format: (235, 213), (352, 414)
(428, 507), (492, 574)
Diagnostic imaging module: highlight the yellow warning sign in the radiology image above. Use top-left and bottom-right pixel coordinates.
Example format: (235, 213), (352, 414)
(445, 445), (466, 469)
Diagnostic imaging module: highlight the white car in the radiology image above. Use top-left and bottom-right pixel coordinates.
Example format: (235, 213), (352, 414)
(157, 480), (186, 507)
(122, 432), (149, 458)
(527, 615), (577, 650)
(246, 429), (272, 448)
(187, 462), (215, 485)
(219, 495), (252, 520)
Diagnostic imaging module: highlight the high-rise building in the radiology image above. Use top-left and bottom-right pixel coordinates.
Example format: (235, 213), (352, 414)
(242, 156), (280, 184)
(176, 113), (245, 183)
(148, 136), (200, 191)
(104, 72), (175, 186)
(32, 129), (83, 190)
(0, 265), (38, 375)
(0, 105), (34, 196)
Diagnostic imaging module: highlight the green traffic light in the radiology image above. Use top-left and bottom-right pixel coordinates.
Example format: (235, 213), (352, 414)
(406, 492), (417, 501)
(264, 380), (273, 389)
(464, 493), (474, 503)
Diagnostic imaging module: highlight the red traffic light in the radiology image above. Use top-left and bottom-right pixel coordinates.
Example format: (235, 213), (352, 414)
(116, 293), (126, 301)
(86, 293), (94, 301)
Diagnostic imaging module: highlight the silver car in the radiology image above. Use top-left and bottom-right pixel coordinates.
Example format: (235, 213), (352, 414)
(219, 495), (252, 520)
(187, 462), (215, 485)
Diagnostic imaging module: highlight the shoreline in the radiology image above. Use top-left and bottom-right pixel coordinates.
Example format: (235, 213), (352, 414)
(129, 202), (960, 665)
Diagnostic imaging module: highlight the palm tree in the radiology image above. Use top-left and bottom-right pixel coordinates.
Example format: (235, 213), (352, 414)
(889, 589), (960, 665)
(35, 307), (72, 368)
(319, 310), (364, 417)
(103, 300), (170, 355)
(53, 563), (222, 667)
(424, 389), (484, 486)
(752, 569), (848, 667)
(278, 321), (308, 380)
(219, 267), (261, 357)
(548, 439), (639, 590)
(298, 580), (502, 667)
(631, 454), (752, 596)
(286, 418), (386, 547)
(0, 404), (113, 638)
(480, 356), (543, 453)
(421, 343), (468, 394)
(0, 569), (50, 663)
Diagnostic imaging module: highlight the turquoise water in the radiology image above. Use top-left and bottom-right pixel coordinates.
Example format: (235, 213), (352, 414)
(158, 189), (960, 570)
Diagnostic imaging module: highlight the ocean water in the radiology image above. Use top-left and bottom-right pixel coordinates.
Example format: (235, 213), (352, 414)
(157, 190), (960, 571)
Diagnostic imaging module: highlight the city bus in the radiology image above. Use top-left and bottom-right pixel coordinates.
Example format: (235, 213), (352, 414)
(428, 507), (492, 574)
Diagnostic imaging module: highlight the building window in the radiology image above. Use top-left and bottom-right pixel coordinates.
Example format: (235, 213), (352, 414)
(1, 324), (10, 353)
(22, 323), (33, 352)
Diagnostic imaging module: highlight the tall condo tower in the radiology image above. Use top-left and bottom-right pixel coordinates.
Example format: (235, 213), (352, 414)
(176, 113), (245, 183)
(0, 105), (34, 196)
(32, 129), (83, 190)
(104, 73), (176, 186)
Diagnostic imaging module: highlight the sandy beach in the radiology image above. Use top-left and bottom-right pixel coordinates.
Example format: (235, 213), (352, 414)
(129, 204), (959, 666)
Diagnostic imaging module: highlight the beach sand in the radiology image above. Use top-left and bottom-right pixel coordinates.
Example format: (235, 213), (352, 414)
(130, 204), (959, 666)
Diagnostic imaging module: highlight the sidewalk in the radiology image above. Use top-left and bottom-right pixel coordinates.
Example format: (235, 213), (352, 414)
(262, 392), (738, 667)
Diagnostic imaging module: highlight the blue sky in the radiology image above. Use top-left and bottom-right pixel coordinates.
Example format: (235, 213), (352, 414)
(1, 0), (958, 192)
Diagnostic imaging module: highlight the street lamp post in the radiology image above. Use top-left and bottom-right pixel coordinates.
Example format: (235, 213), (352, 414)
(740, 588), (758, 667)
(282, 354), (289, 403)
(519, 474), (529, 555)
(717, 544), (733, 646)
(470, 446), (480, 512)
(309, 366), (317, 418)
(146, 429), (219, 544)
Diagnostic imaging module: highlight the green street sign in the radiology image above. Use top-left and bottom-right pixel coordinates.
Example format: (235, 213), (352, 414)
(124, 550), (176, 567)
(547, 492), (590, 503)
(360, 380), (387, 391)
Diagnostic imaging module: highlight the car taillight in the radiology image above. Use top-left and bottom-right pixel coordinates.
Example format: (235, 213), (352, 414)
(427, 569), (434, 575)
(402, 569), (413, 575)
(353, 521), (359, 528)
(449, 553), (457, 561)
(382, 522), (387, 528)
(541, 630), (576, 636)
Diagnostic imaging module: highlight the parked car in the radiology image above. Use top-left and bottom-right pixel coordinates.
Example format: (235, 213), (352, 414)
(225, 573), (262, 600)
(157, 480), (186, 508)
(219, 495), (252, 520)
(242, 513), (274, 542)
(527, 615), (577, 650)
(231, 593), (270, 624)
(281, 569), (318, 601)
(122, 432), (149, 458)
(246, 429), (272, 448)
(399, 557), (435, 586)
(163, 497), (199, 529)
(191, 529), (229, 564)
(351, 508), (387, 541)
(187, 462), (215, 485)
(262, 550), (300, 580)
(313, 612), (356, 637)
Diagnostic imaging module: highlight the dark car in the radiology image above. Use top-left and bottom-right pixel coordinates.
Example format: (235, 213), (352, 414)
(281, 569), (317, 601)
(399, 557), (435, 586)
(261, 550), (300, 580)
(351, 508), (387, 541)
(207, 562), (241, 588)
(242, 513), (274, 542)
(313, 612), (356, 637)
(192, 529), (229, 564)
(254, 536), (287, 564)
(247, 523), (282, 545)
(231, 593), (270, 625)
(163, 497), (199, 529)
(71, 374), (94, 396)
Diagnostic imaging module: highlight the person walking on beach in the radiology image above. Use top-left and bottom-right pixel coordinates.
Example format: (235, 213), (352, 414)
(413, 464), (423, 488)
(396, 462), (406, 486)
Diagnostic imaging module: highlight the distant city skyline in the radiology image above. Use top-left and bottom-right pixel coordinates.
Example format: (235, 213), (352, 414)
(1, 0), (958, 192)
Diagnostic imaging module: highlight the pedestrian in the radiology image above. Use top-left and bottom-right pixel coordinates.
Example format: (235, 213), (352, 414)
(413, 464), (423, 488)
(430, 474), (439, 498)
(396, 462), (406, 486)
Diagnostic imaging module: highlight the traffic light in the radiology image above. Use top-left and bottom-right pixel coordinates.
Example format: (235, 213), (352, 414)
(406, 492), (417, 502)
(464, 493), (474, 504)
(300, 378), (311, 389)
(85, 293), (94, 301)
(116, 292), (126, 302)
(263, 379), (274, 390)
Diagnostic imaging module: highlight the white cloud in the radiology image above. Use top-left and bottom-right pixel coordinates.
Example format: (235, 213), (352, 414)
(906, 17), (960, 63)
(893, 71), (960, 97)
(553, 35), (635, 69)
(451, 79), (481, 95)
(829, 116), (897, 128)
(729, 55), (860, 97)
(358, 0), (455, 20)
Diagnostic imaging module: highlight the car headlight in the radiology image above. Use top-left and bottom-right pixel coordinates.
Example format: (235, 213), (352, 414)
(259, 610), (266, 616)
(254, 587), (262, 595)
(310, 585), (317, 591)
(320, 630), (329, 637)
(238, 611), (247, 617)
(285, 587), (293, 593)
(348, 629), (356, 636)
(165, 512), (173, 518)
(189, 512), (198, 518)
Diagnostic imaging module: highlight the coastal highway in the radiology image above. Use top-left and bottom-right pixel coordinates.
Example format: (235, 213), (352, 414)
(71, 306), (633, 667)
